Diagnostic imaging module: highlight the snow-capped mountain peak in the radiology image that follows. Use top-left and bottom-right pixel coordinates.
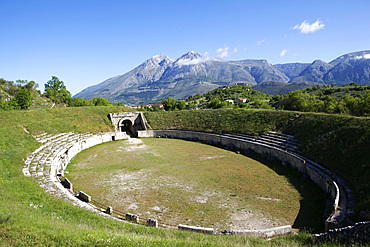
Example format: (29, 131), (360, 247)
(175, 51), (216, 66)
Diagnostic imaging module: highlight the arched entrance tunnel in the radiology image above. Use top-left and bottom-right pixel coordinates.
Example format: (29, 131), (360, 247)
(109, 112), (147, 137)
(121, 119), (134, 136)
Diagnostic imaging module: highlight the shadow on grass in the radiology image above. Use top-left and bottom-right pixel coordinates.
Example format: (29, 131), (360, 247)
(242, 151), (327, 233)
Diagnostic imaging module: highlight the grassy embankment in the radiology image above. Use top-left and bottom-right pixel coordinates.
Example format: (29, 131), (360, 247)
(145, 109), (370, 219)
(145, 108), (298, 135)
(0, 106), (367, 246)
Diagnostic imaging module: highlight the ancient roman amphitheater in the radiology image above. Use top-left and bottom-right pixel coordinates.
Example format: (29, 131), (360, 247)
(22, 112), (368, 241)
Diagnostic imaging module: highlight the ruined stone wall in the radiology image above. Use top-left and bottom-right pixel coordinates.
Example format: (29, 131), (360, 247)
(314, 221), (370, 245)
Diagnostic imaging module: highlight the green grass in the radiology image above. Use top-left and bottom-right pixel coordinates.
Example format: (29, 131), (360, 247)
(67, 138), (326, 232)
(145, 108), (299, 135)
(0, 105), (128, 134)
(0, 106), (366, 246)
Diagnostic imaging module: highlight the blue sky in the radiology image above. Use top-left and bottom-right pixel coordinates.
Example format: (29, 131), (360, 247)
(1, 0), (369, 95)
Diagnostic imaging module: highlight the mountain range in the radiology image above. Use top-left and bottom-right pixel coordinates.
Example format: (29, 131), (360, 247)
(75, 50), (370, 105)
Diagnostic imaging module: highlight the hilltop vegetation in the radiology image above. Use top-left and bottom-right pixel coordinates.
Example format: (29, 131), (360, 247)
(272, 84), (370, 116)
(0, 77), (117, 111)
(0, 78), (42, 110)
(156, 84), (369, 117)
(186, 84), (272, 109)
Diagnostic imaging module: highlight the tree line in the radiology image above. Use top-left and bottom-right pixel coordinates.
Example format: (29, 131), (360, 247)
(0, 76), (116, 110)
(0, 78), (38, 110)
(156, 84), (369, 116)
(271, 88), (369, 116)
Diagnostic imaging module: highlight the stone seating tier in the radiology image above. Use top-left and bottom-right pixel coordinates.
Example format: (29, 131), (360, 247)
(222, 133), (298, 153)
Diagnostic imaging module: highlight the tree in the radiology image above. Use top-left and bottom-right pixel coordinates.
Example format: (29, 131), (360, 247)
(282, 91), (315, 111)
(92, 97), (112, 106)
(14, 87), (34, 109)
(186, 102), (196, 110)
(16, 79), (38, 91)
(162, 97), (177, 111)
(68, 97), (93, 107)
(176, 100), (186, 110)
(44, 76), (72, 104)
(251, 99), (272, 109)
(207, 98), (228, 109)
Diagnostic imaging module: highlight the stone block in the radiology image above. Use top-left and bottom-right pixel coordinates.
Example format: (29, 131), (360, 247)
(147, 218), (158, 227)
(105, 206), (113, 214)
(61, 178), (73, 192)
(178, 224), (214, 235)
(126, 213), (139, 223)
(77, 191), (91, 203)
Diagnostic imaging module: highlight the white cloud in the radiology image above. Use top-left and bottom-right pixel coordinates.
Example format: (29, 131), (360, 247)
(355, 54), (370, 60)
(256, 39), (265, 46)
(216, 47), (230, 58)
(293, 19), (325, 34)
(216, 46), (238, 59)
(177, 56), (213, 66)
(280, 49), (288, 57)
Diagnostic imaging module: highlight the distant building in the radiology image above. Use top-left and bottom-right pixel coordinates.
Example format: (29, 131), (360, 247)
(197, 102), (209, 107)
(235, 98), (247, 103)
(225, 99), (234, 104)
(233, 82), (248, 86)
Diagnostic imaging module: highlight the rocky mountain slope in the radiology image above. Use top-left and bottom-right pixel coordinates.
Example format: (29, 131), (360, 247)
(75, 50), (370, 104)
(273, 63), (310, 79)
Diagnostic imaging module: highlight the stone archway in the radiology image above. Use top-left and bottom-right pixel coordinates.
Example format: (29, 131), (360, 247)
(109, 112), (147, 137)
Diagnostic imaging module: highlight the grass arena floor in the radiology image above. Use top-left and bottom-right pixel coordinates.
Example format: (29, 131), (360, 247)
(67, 138), (326, 232)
